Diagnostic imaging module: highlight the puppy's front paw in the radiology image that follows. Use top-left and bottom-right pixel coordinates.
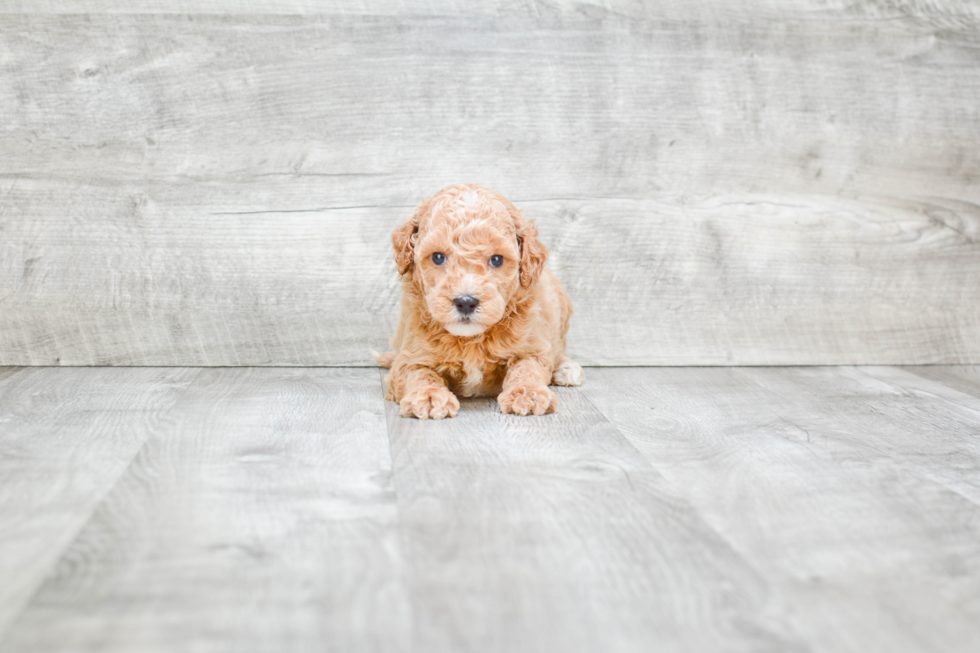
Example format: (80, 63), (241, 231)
(400, 385), (460, 420)
(552, 361), (584, 386)
(498, 385), (557, 416)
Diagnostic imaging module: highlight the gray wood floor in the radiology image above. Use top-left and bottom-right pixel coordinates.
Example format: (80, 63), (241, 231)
(1, 365), (979, 652)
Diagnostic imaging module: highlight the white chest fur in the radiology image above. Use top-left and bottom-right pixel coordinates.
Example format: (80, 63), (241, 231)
(458, 360), (485, 397)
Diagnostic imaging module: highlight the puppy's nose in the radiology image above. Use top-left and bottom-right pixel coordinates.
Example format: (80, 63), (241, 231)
(453, 295), (480, 315)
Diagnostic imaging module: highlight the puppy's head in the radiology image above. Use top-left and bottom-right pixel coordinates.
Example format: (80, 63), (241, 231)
(393, 184), (547, 337)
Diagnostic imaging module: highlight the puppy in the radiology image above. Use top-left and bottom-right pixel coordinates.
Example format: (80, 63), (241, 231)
(376, 183), (584, 419)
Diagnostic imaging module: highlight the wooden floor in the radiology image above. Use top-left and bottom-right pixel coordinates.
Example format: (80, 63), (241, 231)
(1, 365), (979, 652)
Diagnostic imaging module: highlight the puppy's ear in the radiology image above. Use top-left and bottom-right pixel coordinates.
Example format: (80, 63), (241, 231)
(392, 203), (424, 275)
(516, 212), (549, 289)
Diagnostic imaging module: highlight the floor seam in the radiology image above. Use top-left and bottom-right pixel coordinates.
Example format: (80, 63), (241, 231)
(377, 367), (420, 653)
(0, 367), (206, 647)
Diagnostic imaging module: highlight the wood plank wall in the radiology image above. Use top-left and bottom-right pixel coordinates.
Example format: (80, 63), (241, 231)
(1, 1), (978, 366)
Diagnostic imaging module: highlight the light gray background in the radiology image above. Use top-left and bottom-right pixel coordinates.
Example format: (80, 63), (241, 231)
(2, 0), (979, 366)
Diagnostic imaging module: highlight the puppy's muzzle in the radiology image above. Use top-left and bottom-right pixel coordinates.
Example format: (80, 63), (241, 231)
(453, 295), (480, 316)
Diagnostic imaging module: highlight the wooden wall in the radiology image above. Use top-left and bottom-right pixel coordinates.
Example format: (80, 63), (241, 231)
(1, 1), (978, 366)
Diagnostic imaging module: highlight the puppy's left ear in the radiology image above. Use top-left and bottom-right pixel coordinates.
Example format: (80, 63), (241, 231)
(516, 212), (549, 289)
(392, 203), (425, 275)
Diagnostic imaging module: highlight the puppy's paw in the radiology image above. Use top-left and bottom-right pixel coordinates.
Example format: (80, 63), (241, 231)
(373, 350), (395, 368)
(552, 361), (584, 386)
(400, 385), (460, 420)
(498, 385), (558, 416)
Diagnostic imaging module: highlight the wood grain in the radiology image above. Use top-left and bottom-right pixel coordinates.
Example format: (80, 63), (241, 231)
(0, 367), (25, 386)
(746, 365), (980, 504)
(6, 0), (980, 24)
(1, 7), (979, 365)
(0, 368), (409, 653)
(385, 384), (805, 653)
(901, 365), (980, 400)
(0, 366), (197, 640)
(2, 365), (980, 651)
(581, 366), (980, 652)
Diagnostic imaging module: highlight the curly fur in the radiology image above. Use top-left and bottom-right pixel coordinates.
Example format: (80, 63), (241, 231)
(377, 184), (583, 419)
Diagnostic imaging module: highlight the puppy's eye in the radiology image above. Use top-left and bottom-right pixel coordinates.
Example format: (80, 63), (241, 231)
(431, 252), (446, 266)
(489, 255), (504, 268)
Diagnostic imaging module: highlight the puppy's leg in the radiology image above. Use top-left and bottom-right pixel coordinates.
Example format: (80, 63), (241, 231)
(551, 355), (585, 387)
(498, 356), (558, 416)
(395, 365), (460, 420)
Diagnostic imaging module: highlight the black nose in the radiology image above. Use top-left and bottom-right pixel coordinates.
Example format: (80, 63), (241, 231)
(453, 295), (480, 315)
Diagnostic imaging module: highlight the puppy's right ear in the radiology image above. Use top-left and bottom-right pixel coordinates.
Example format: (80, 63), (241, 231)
(392, 204), (424, 275)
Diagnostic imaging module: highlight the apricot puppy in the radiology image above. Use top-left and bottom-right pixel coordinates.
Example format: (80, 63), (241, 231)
(376, 183), (584, 419)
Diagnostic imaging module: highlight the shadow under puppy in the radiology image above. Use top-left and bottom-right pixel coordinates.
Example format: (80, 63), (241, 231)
(375, 183), (584, 419)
